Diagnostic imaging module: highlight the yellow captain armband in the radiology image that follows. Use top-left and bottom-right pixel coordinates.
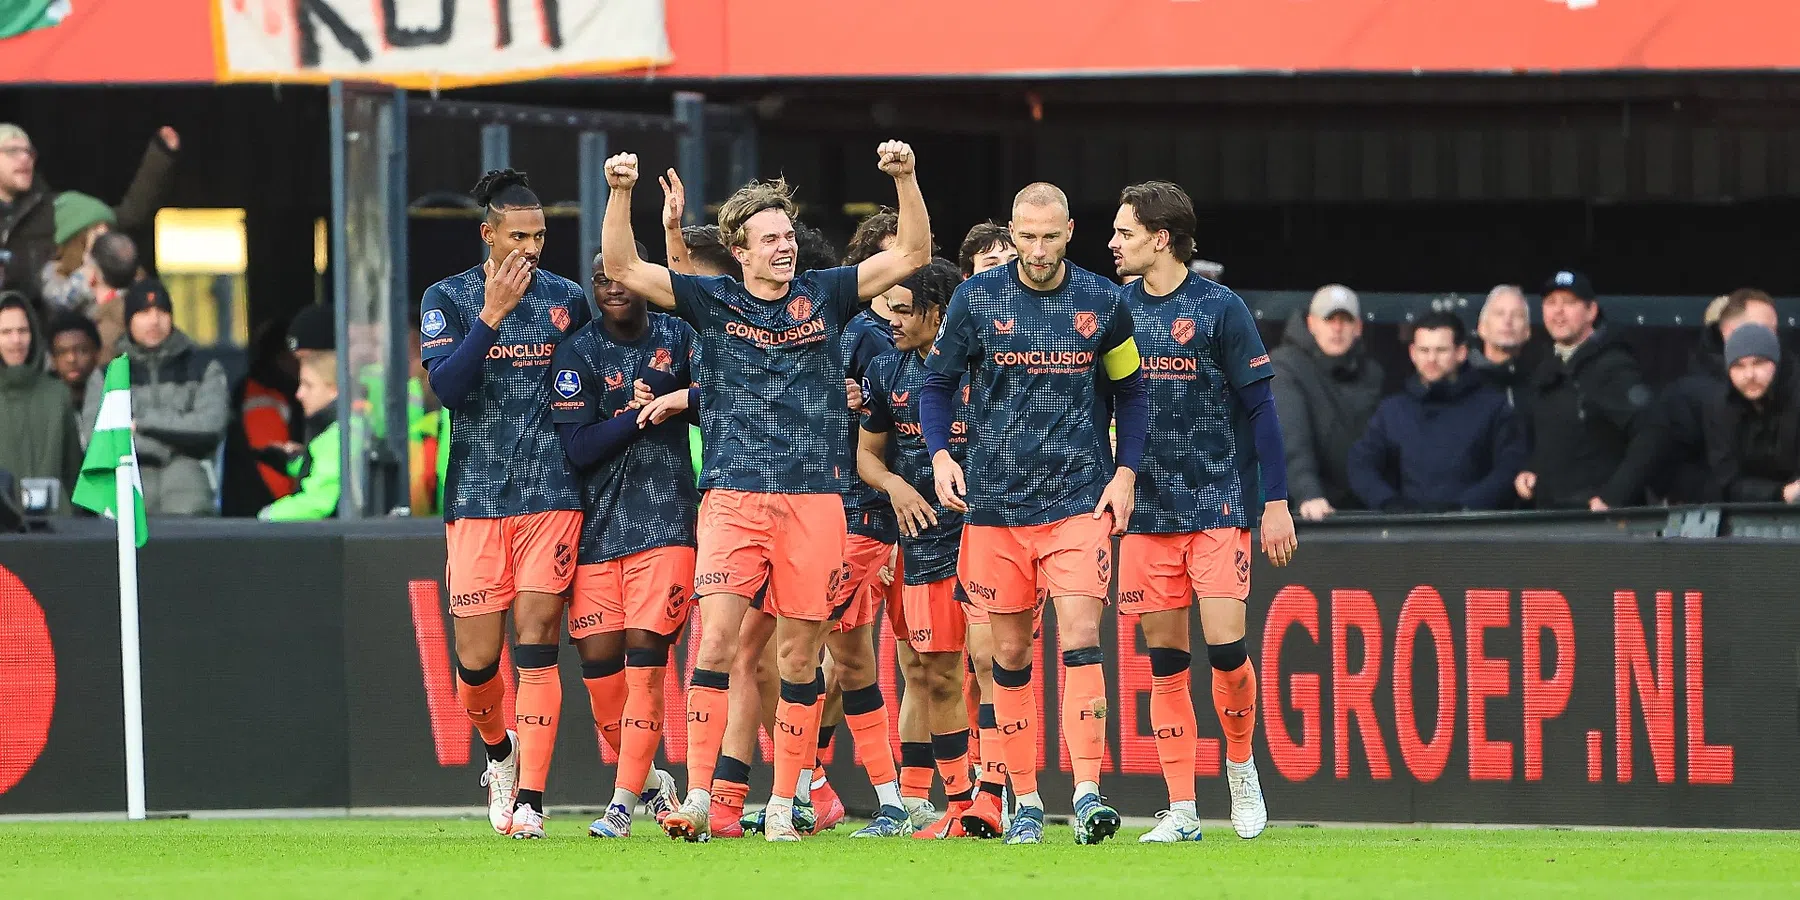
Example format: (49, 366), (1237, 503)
(1102, 337), (1141, 380)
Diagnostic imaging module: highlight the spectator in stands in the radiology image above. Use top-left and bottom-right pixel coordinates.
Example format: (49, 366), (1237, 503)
(1705, 324), (1800, 503)
(1471, 284), (1543, 414)
(1514, 270), (1655, 510)
(1271, 283), (1384, 520)
(38, 191), (114, 314)
(0, 291), (81, 511)
(46, 311), (101, 418)
(219, 319), (301, 517)
(0, 123), (180, 307)
(258, 350), (342, 521)
(1347, 312), (1525, 512)
(1647, 288), (1780, 504)
(89, 231), (141, 364)
(82, 280), (229, 516)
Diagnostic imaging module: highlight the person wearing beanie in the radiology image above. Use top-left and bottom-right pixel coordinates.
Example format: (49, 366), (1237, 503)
(37, 190), (116, 314)
(1706, 322), (1800, 503)
(0, 123), (180, 308)
(1513, 270), (1657, 510)
(80, 279), (230, 516)
(1644, 289), (1780, 504)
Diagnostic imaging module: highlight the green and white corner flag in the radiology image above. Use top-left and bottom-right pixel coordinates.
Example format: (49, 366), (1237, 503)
(73, 355), (148, 547)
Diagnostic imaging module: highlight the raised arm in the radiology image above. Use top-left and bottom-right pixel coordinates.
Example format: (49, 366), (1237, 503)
(856, 141), (931, 301)
(601, 153), (677, 310)
(659, 169), (698, 276)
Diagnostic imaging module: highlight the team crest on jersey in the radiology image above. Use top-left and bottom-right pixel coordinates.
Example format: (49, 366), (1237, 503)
(1074, 311), (1098, 339)
(1171, 317), (1196, 345)
(549, 306), (571, 331)
(649, 347), (674, 372)
(788, 295), (813, 323)
(553, 369), (581, 399)
(605, 371), (626, 390)
(421, 309), (447, 338)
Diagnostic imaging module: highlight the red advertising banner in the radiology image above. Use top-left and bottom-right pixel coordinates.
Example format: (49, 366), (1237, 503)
(0, 0), (1796, 86)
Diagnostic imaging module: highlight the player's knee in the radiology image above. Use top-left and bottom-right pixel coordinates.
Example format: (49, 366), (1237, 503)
(993, 634), (1032, 670)
(926, 659), (963, 705)
(625, 644), (669, 668)
(1058, 619), (1101, 651)
(1207, 638), (1248, 671)
(695, 629), (737, 671)
(457, 658), (501, 687)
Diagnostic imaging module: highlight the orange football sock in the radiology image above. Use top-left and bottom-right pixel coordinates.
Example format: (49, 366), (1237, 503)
(615, 665), (664, 795)
(515, 656), (562, 796)
(1151, 671), (1198, 804)
(582, 663), (627, 756)
(457, 670), (509, 747)
(1061, 656), (1107, 788)
(685, 671), (731, 797)
(991, 665), (1039, 797)
(1213, 658), (1258, 764)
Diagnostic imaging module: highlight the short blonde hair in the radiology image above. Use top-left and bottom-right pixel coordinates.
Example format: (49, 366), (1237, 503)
(717, 178), (797, 249)
(300, 350), (338, 387)
(1012, 182), (1069, 218)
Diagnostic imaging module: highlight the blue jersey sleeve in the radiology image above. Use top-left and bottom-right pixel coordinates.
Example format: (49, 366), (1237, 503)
(671, 273), (724, 330)
(862, 357), (895, 434)
(1217, 293), (1274, 389)
(418, 284), (462, 362)
(925, 283), (977, 377)
(549, 339), (602, 426)
(819, 265), (862, 323)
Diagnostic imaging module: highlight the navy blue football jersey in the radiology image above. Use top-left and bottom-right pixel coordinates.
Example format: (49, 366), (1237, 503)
(1123, 274), (1273, 533)
(842, 307), (899, 543)
(671, 267), (861, 494)
(864, 348), (972, 585)
(925, 261), (1139, 527)
(549, 312), (701, 564)
(420, 264), (590, 522)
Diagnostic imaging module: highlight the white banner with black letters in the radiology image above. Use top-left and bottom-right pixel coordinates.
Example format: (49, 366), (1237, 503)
(215, 0), (670, 88)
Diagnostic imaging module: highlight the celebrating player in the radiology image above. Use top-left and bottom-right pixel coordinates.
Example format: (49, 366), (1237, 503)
(858, 258), (990, 838)
(418, 169), (591, 837)
(921, 183), (1149, 845)
(958, 222), (1017, 279)
(602, 141), (930, 842)
(1108, 181), (1297, 842)
(548, 244), (701, 838)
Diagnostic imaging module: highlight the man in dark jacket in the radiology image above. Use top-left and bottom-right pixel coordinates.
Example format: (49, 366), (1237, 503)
(1644, 289), (1778, 504)
(1514, 271), (1656, 510)
(81, 280), (229, 516)
(1348, 312), (1525, 512)
(0, 291), (82, 512)
(1469, 284), (1548, 419)
(1270, 283), (1384, 520)
(1706, 324), (1800, 504)
(0, 123), (179, 308)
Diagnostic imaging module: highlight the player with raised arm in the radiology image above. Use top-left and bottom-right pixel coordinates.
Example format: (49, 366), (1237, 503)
(1109, 182), (1296, 841)
(602, 142), (930, 843)
(858, 258), (990, 839)
(548, 245), (700, 838)
(417, 169), (592, 838)
(921, 183), (1149, 845)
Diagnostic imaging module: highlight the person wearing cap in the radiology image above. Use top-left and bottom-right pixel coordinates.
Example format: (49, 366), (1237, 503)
(37, 190), (115, 314)
(1269, 283), (1384, 520)
(1513, 270), (1656, 510)
(0, 123), (180, 308)
(1705, 323), (1800, 503)
(1643, 288), (1780, 504)
(81, 279), (230, 516)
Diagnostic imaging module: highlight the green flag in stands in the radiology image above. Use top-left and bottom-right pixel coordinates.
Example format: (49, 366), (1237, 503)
(72, 355), (148, 547)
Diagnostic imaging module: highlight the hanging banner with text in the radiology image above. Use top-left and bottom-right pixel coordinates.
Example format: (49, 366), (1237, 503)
(212, 0), (670, 88)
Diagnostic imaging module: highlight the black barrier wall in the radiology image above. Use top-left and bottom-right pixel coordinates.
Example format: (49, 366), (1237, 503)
(2, 526), (1794, 828)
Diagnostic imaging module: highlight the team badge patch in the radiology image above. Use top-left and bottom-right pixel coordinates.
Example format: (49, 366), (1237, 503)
(553, 369), (581, 399)
(549, 306), (571, 331)
(421, 309), (447, 338)
(1171, 317), (1196, 345)
(1074, 311), (1098, 339)
(650, 347), (674, 372)
(788, 295), (813, 323)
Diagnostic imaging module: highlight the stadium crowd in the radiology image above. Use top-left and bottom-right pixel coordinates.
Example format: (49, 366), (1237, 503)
(0, 114), (1794, 523)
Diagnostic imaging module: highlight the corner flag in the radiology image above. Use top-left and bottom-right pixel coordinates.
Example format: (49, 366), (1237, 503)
(73, 355), (148, 547)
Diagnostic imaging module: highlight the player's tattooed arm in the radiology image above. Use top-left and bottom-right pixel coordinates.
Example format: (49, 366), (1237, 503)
(601, 152), (677, 310)
(659, 169), (697, 276)
(855, 140), (930, 301)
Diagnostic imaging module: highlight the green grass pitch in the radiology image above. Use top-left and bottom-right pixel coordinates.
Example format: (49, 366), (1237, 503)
(3, 817), (1798, 898)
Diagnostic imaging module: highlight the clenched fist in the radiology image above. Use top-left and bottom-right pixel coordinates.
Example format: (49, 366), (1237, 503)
(605, 153), (640, 190)
(876, 140), (915, 179)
